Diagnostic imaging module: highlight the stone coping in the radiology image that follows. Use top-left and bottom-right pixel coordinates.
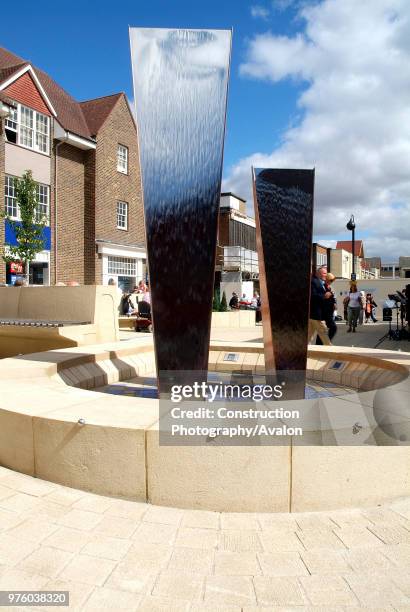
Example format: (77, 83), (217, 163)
(0, 339), (409, 512)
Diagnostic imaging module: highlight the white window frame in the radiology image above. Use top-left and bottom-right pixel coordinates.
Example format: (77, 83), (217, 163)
(116, 200), (128, 230)
(4, 174), (50, 225)
(4, 175), (19, 220)
(107, 255), (136, 276)
(117, 144), (128, 174)
(5, 104), (50, 155)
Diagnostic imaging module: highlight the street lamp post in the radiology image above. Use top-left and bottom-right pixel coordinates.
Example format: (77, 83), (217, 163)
(346, 214), (356, 280)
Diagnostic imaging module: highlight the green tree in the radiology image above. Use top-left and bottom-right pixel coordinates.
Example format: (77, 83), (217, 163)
(212, 288), (221, 311)
(219, 290), (228, 312)
(1, 170), (47, 284)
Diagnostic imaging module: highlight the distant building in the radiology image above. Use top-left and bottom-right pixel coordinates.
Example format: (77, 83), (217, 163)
(399, 256), (410, 279)
(312, 243), (331, 273)
(331, 240), (379, 279)
(380, 258), (410, 279)
(216, 193), (258, 300)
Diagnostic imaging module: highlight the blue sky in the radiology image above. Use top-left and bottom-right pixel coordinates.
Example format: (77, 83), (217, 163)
(0, 0), (301, 175)
(1, 0), (410, 260)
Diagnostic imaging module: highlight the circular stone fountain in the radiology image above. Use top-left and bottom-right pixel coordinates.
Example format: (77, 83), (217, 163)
(0, 337), (409, 513)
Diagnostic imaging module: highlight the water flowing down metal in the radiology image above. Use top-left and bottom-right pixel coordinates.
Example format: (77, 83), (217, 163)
(252, 168), (315, 399)
(130, 28), (232, 393)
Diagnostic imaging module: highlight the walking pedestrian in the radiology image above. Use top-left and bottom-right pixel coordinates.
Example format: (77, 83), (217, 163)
(316, 272), (337, 345)
(308, 266), (332, 345)
(365, 293), (378, 323)
(346, 282), (362, 332)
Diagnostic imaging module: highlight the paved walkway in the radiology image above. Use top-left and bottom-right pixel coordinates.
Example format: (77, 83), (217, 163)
(1, 467), (410, 610)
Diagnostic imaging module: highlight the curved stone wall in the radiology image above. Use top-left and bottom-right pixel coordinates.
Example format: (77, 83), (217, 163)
(0, 338), (409, 512)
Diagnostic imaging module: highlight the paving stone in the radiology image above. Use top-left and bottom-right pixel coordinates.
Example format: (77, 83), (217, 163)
(329, 509), (374, 529)
(218, 531), (262, 552)
(204, 575), (255, 606)
(41, 526), (91, 553)
(220, 513), (261, 531)
(344, 547), (394, 573)
(299, 574), (358, 606)
(388, 568), (410, 597)
(334, 526), (385, 549)
(29, 500), (71, 521)
(137, 595), (190, 611)
(368, 524), (410, 545)
(190, 605), (241, 611)
(259, 530), (305, 552)
(152, 570), (204, 602)
(214, 551), (260, 576)
(57, 554), (117, 587)
(0, 484), (14, 500)
(383, 544), (410, 566)
(125, 541), (173, 570)
(181, 510), (220, 530)
(143, 505), (184, 526)
(0, 533), (41, 566)
(253, 576), (307, 606)
(57, 509), (104, 531)
(7, 518), (59, 544)
(257, 514), (299, 531)
(9, 477), (57, 497)
(92, 515), (138, 539)
(133, 522), (178, 546)
(0, 567), (50, 590)
(105, 499), (148, 521)
(82, 585), (140, 610)
(296, 529), (346, 551)
(301, 549), (352, 575)
(72, 493), (116, 514)
(295, 514), (335, 531)
(345, 572), (410, 607)
(45, 487), (86, 507)
(0, 508), (26, 531)
(362, 507), (409, 526)
(43, 578), (95, 610)
(175, 527), (218, 550)
(81, 535), (132, 561)
(257, 552), (309, 577)
(0, 493), (42, 514)
(168, 548), (214, 574)
(17, 546), (73, 579)
(105, 560), (157, 594)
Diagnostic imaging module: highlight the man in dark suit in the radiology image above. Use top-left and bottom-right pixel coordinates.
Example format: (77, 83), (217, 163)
(308, 266), (332, 345)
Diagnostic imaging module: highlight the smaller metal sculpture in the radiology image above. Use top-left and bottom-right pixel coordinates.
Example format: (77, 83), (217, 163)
(252, 168), (315, 399)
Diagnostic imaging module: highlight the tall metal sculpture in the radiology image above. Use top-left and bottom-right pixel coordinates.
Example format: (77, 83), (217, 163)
(252, 168), (315, 399)
(130, 28), (231, 392)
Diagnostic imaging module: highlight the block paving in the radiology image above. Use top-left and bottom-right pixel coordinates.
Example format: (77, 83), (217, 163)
(0, 467), (410, 610)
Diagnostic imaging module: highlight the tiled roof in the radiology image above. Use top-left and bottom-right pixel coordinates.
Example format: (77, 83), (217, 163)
(80, 93), (123, 137)
(335, 240), (364, 257)
(0, 46), (127, 141)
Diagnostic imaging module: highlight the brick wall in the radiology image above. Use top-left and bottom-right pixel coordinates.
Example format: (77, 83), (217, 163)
(55, 143), (86, 284)
(93, 95), (145, 283)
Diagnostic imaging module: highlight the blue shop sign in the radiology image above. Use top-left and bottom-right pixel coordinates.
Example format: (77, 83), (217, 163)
(5, 220), (51, 251)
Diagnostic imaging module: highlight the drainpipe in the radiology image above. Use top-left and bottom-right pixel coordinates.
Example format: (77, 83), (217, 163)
(54, 141), (63, 284)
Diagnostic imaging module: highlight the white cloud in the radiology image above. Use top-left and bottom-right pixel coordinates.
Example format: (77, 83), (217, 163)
(225, 0), (410, 260)
(250, 5), (270, 20)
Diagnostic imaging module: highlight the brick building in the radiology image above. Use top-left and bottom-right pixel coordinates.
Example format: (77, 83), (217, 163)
(0, 46), (145, 289)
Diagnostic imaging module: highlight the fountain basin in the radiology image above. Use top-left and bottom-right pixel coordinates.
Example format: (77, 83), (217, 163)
(0, 337), (409, 512)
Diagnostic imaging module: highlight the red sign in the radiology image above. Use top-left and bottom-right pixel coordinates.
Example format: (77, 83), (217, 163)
(10, 262), (24, 274)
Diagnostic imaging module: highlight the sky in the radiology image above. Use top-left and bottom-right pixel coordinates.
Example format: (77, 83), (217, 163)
(1, 0), (409, 261)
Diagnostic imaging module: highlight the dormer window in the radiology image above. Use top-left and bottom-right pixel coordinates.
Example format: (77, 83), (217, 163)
(5, 103), (50, 154)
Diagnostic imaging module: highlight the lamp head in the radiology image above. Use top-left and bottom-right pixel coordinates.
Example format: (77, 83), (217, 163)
(346, 214), (355, 231)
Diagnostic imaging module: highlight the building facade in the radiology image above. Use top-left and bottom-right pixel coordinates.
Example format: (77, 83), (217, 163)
(0, 46), (145, 289)
(216, 193), (258, 300)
